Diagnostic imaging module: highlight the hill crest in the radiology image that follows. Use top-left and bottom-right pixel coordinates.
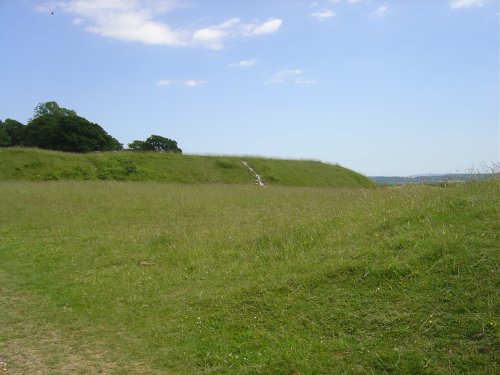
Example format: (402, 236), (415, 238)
(0, 148), (374, 188)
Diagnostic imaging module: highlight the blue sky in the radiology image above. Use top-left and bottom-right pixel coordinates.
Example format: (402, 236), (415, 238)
(0, 0), (498, 176)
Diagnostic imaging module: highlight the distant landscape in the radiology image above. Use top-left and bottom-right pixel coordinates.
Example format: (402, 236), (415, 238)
(371, 173), (495, 185)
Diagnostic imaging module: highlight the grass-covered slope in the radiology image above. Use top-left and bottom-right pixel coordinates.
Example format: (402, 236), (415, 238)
(244, 157), (373, 187)
(0, 180), (498, 373)
(0, 148), (374, 187)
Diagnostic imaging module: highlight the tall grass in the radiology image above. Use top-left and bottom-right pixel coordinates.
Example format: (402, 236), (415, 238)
(0, 180), (498, 373)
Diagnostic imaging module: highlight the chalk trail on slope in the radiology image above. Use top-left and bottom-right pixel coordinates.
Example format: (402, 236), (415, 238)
(241, 161), (265, 187)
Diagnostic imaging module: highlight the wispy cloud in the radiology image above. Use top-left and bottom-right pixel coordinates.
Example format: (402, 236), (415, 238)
(191, 18), (282, 50)
(184, 80), (207, 87)
(156, 79), (207, 88)
(38, 1), (282, 50)
(450, 0), (490, 8)
(269, 69), (303, 84)
(348, 0), (367, 4)
(311, 9), (336, 20)
(229, 58), (257, 68)
(250, 18), (283, 35)
(268, 69), (317, 85)
(191, 18), (237, 50)
(371, 5), (390, 17)
(295, 79), (318, 85)
(156, 80), (171, 87)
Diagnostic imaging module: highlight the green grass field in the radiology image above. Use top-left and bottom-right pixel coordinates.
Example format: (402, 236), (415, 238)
(0, 179), (498, 374)
(0, 148), (374, 188)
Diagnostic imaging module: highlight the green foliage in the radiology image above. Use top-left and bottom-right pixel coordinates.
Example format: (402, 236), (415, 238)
(25, 114), (122, 153)
(145, 134), (182, 153)
(3, 118), (26, 146)
(0, 180), (497, 373)
(0, 120), (12, 146)
(0, 101), (121, 153)
(90, 157), (140, 180)
(129, 135), (182, 153)
(127, 140), (147, 151)
(32, 101), (77, 119)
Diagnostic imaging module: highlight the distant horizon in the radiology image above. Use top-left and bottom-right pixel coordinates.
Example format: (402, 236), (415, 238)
(1, 0), (498, 176)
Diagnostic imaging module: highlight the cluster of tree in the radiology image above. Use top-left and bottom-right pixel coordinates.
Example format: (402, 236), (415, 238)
(128, 135), (182, 153)
(0, 101), (181, 154)
(0, 102), (122, 152)
(0, 118), (25, 147)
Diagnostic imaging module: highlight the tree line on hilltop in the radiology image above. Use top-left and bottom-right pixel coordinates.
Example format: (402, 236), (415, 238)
(0, 101), (181, 154)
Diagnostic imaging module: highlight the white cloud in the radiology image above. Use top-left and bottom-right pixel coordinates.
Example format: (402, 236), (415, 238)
(229, 58), (257, 68)
(156, 80), (171, 87)
(269, 69), (303, 84)
(371, 5), (390, 17)
(295, 79), (318, 85)
(156, 79), (207, 87)
(348, 0), (367, 4)
(217, 17), (241, 29)
(250, 18), (283, 35)
(190, 18), (282, 49)
(184, 80), (207, 87)
(268, 69), (317, 85)
(41, 0), (187, 46)
(192, 28), (227, 50)
(191, 17), (239, 50)
(87, 12), (186, 46)
(311, 9), (336, 19)
(450, 0), (490, 9)
(38, 1), (282, 50)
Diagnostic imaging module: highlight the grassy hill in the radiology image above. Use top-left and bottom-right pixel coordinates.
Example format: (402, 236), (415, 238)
(0, 180), (497, 373)
(0, 148), (374, 187)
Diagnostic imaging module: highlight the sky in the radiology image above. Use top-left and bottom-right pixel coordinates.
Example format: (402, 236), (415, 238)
(0, 0), (498, 176)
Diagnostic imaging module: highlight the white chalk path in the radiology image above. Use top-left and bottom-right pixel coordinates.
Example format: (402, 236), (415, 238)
(242, 161), (265, 187)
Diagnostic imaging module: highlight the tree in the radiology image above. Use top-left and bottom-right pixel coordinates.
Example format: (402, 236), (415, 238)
(0, 120), (12, 147)
(128, 140), (147, 151)
(24, 101), (122, 153)
(3, 119), (26, 146)
(32, 101), (76, 120)
(144, 135), (182, 153)
(25, 113), (122, 152)
(128, 135), (182, 153)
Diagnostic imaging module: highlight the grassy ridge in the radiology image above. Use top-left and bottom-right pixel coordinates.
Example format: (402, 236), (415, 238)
(0, 148), (374, 187)
(243, 157), (373, 187)
(0, 180), (498, 373)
